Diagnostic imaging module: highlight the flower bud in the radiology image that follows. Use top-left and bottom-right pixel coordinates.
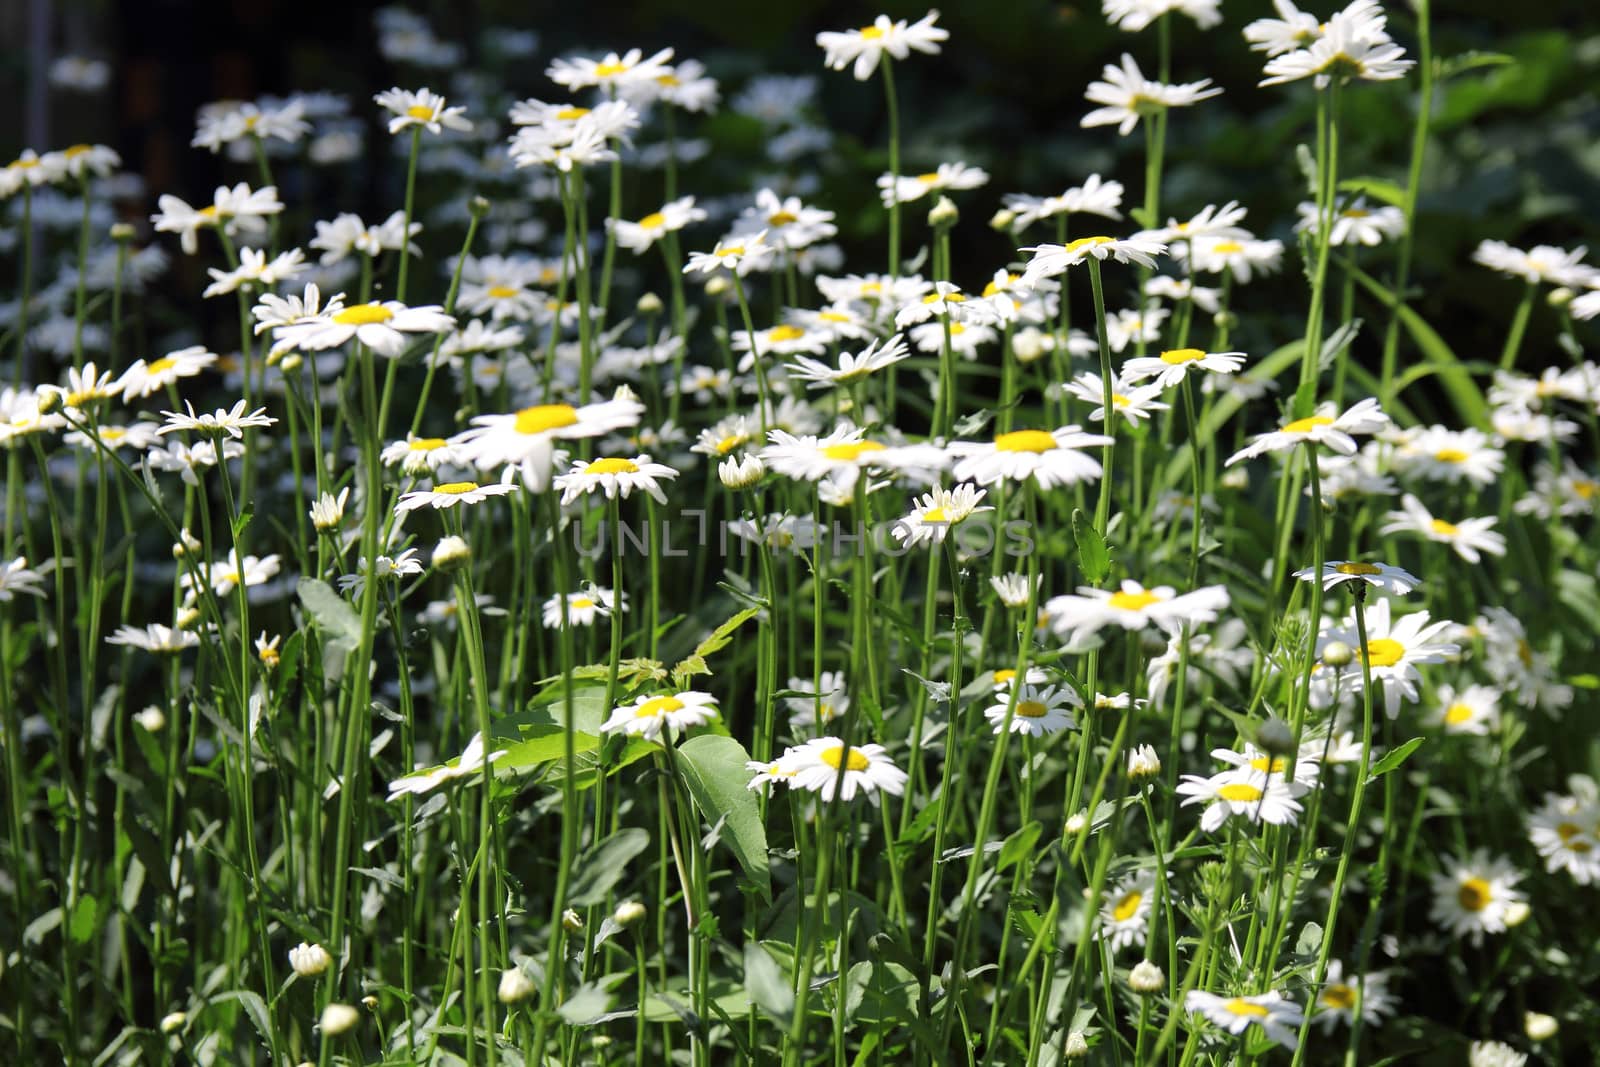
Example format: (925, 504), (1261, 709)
(1129, 960), (1164, 994)
(1220, 467), (1250, 491)
(360, 995), (378, 1009)
(562, 908), (584, 932)
(1011, 326), (1053, 365)
(988, 208), (1016, 232)
(614, 900), (648, 927)
(35, 388), (61, 414)
(636, 292), (664, 316)
(1547, 286), (1573, 309)
(1063, 1031), (1089, 1059)
(1127, 744), (1161, 781)
(432, 535), (472, 573)
(1212, 310), (1238, 331)
(1321, 641), (1354, 668)
(1504, 900), (1530, 927)
(470, 195), (492, 218)
(1064, 812), (1087, 838)
(280, 353), (303, 374)
(704, 275), (731, 297)
(175, 605), (201, 630)
(499, 967), (536, 1004)
(134, 706), (166, 733)
(1524, 1011), (1558, 1041)
(110, 222), (137, 243)
(159, 1012), (187, 1034)
(718, 453), (764, 490)
(288, 941), (332, 978)
(929, 195), (959, 230)
(319, 1002), (359, 1036)
(1255, 717), (1295, 757)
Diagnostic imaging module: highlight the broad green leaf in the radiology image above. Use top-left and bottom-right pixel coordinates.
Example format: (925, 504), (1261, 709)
(297, 577), (361, 645)
(1350, 267), (1488, 426)
(1367, 737), (1425, 782)
(567, 828), (651, 907)
(494, 726), (601, 771)
(744, 942), (793, 1025)
(693, 607), (761, 659)
(558, 977), (622, 1025)
(1071, 508), (1110, 585)
(69, 893), (99, 944)
(1336, 177), (1404, 207)
(213, 991), (274, 1054)
(675, 735), (771, 899)
(997, 821), (1042, 873)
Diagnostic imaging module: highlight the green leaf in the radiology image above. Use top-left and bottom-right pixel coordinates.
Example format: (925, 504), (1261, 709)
(1070, 508), (1110, 585)
(494, 726), (602, 771)
(1367, 737), (1425, 782)
(693, 607), (761, 660)
(1336, 177), (1404, 207)
(68, 893), (98, 944)
(744, 942), (794, 1025)
(297, 577), (360, 644)
(568, 829), (651, 908)
(213, 991), (274, 1054)
(997, 821), (1042, 874)
(1294, 921), (1323, 958)
(1349, 268), (1488, 426)
(558, 978), (618, 1025)
(675, 735), (772, 899)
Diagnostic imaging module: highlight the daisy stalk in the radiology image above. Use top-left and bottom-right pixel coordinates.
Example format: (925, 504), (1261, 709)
(11, 183), (32, 386)
(1294, 81), (1343, 418)
(882, 55), (902, 280)
(395, 127), (422, 301)
(660, 232), (691, 426)
(1292, 582), (1381, 1065)
(70, 175), (93, 369)
(729, 273), (774, 431)
(408, 199), (484, 438)
(1087, 257), (1117, 536)
(1498, 279), (1538, 372)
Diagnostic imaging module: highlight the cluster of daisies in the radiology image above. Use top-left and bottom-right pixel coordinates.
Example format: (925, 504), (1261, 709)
(3, 0), (1598, 1062)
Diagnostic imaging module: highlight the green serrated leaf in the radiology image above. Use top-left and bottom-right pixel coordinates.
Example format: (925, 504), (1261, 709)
(997, 821), (1042, 873)
(1367, 737), (1425, 782)
(694, 607), (760, 660)
(675, 735), (771, 899)
(1071, 508), (1110, 585)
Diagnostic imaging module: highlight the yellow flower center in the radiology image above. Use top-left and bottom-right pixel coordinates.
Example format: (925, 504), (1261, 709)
(514, 403), (579, 435)
(1111, 394), (1131, 407)
(820, 745), (870, 772)
(916, 172), (941, 183)
(405, 104), (435, 120)
(1434, 448), (1469, 463)
(433, 481), (479, 494)
(1015, 700), (1048, 718)
(981, 274), (1018, 298)
(1160, 347), (1205, 365)
(1109, 590), (1161, 612)
(923, 290), (965, 304)
(1112, 890), (1143, 922)
(821, 441), (886, 462)
(819, 310), (852, 323)
(859, 25), (884, 38)
(1249, 756), (1287, 774)
(636, 695), (685, 718)
(768, 210), (798, 226)
(1457, 877), (1491, 912)
(64, 144), (93, 159)
(1335, 562), (1382, 575)
(638, 211), (667, 230)
(1321, 984), (1357, 1011)
(333, 303), (395, 326)
(768, 324), (807, 342)
(993, 429), (1056, 453)
(714, 243), (746, 257)
(259, 645), (279, 667)
(587, 458), (640, 475)
(994, 670), (1017, 685)
(1517, 638), (1533, 668)
(101, 426), (127, 441)
(715, 434), (747, 454)
(14, 157), (40, 169)
(1064, 236), (1115, 253)
(1573, 480), (1598, 499)
(145, 356), (177, 375)
(922, 506), (949, 524)
(1429, 518), (1460, 537)
(595, 61), (628, 78)
(1211, 240), (1244, 254)
(409, 437), (446, 451)
(570, 596), (595, 610)
(487, 285), (520, 299)
(1224, 998), (1270, 1018)
(1281, 415), (1333, 434)
(657, 74), (680, 87)
(1361, 638), (1405, 668)
(1443, 702), (1475, 725)
(556, 106), (590, 121)
(1342, 208), (1370, 219)
(197, 205), (220, 220)
(1218, 783), (1264, 803)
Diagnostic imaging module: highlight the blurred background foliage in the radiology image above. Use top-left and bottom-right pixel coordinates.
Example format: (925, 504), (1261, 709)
(5, 0), (1599, 423)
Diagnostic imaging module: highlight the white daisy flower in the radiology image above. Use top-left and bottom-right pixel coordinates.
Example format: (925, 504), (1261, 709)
(1187, 234), (1285, 283)
(787, 335), (911, 389)
(949, 426), (1113, 490)
(1378, 494), (1506, 563)
(1295, 198), (1406, 246)
(1292, 560), (1420, 597)
(548, 47), (677, 92)
(1003, 174), (1125, 231)
(1392, 426), (1504, 487)
(386, 733), (507, 800)
(373, 87), (472, 135)
(815, 11), (948, 81)
(1018, 234), (1166, 286)
(732, 189), (838, 251)
(683, 230), (778, 276)
(309, 210), (421, 265)
(784, 737), (907, 801)
(1184, 990), (1304, 1051)
(989, 574), (1040, 610)
(1315, 598), (1460, 719)
(115, 346), (218, 399)
(983, 683), (1079, 737)
(541, 586), (624, 630)
(601, 691), (719, 742)
(1045, 580), (1230, 648)
(1527, 779), (1600, 885)
(784, 671), (850, 730)
(394, 480), (517, 513)
(607, 196), (707, 255)
(1312, 960), (1396, 1033)
(1432, 683), (1501, 736)
(453, 395), (644, 489)
(1082, 53), (1222, 136)
(1099, 871), (1156, 951)
(1260, 8), (1414, 89)
(0, 557), (48, 602)
(105, 623), (200, 654)
(158, 399), (276, 439)
(336, 550), (425, 598)
(554, 454), (680, 506)
(1121, 347), (1247, 390)
(1226, 397), (1389, 466)
(1429, 850), (1525, 945)
(1103, 0), (1221, 32)
(876, 161), (990, 207)
(892, 483), (993, 547)
(1063, 371), (1170, 426)
(274, 300), (454, 358)
(1176, 770), (1303, 833)
(202, 246), (307, 298)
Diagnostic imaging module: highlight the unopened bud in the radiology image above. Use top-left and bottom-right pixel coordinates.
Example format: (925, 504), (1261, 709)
(288, 941), (332, 978)
(432, 535), (472, 573)
(470, 195), (492, 218)
(134, 706), (166, 733)
(1213, 310), (1238, 331)
(1256, 717), (1296, 757)
(159, 1012), (187, 1034)
(1129, 960), (1165, 994)
(1063, 1031), (1089, 1059)
(499, 967), (536, 1004)
(636, 292), (664, 316)
(929, 195), (959, 230)
(1524, 1011), (1558, 1041)
(1548, 286), (1574, 309)
(704, 275), (731, 297)
(35, 388), (61, 414)
(1321, 640), (1354, 668)
(989, 208), (1016, 232)
(280, 353), (303, 373)
(1064, 812), (1087, 838)
(562, 908), (584, 932)
(1127, 744), (1161, 780)
(718, 453), (763, 490)
(1504, 900), (1530, 927)
(110, 222), (137, 243)
(319, 1002), (359, 1036)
